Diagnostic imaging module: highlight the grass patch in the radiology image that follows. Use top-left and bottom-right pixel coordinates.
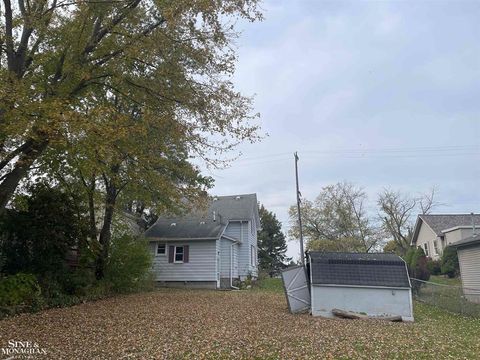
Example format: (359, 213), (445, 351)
(254, 277), (284, 293)
(429, 275), (462, 286)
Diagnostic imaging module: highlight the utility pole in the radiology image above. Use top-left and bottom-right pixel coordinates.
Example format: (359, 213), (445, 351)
(294, 152), (305, 265)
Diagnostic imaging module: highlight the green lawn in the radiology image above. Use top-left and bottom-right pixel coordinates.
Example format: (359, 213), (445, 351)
(253, 276), (285, 293)
(0, 278), (479, 359)
(429, 275), (462, 286)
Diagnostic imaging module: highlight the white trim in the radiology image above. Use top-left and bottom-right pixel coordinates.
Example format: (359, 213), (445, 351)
(311, 283), (411, 290)
(441, 225), (475, 233)
(173, 245), (184, 263)
(149, 237), (218, 241)
(250, 244), (255, 267)
(156, 242), (166, 256)
(221, 234), (239, 242)
(407, 288), (414, 322)
(423, 242), (429, 257)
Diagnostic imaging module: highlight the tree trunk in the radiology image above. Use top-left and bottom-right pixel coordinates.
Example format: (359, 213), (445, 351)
(95, 183), (117, 280)
(87, 176), (97, 242)
(0, 140), (48, 211)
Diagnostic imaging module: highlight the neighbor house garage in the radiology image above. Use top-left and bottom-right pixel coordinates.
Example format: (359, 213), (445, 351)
(307, 252), (414, 321)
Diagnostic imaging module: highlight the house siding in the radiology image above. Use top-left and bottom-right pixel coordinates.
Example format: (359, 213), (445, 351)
(236, 221), (250, 279)
(311, 285), (413, 321)
(416, 221), (441, 259)
(458, 245), (480, 303)
(223, 221), (242, 240)
(219, 237), (239, 278)
(150, 240), (217, 282)
(445, 229), (464, 246)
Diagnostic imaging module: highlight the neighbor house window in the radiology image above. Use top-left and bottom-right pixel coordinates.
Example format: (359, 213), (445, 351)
(423, 243), (429, 257)
(174, 246), (184, 263)
(156, 243), (166, 256)
(433, 241), (439, 255)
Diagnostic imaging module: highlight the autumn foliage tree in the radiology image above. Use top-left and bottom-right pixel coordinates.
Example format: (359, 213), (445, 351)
(0, 0), (262, 210)
(289, 182), (382, 253)
(1, 1), (263, 278)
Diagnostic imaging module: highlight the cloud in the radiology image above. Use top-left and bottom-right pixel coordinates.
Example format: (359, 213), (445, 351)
(205, 0), (480, 260)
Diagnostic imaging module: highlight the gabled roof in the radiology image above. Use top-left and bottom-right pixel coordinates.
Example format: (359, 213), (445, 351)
(308, 252), (410, 288)
(450, 233), (480, 249)
(144, 193), (260, 241)
(411, 214), (480, 245)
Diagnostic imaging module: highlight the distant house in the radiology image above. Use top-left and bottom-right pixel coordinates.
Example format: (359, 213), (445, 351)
(144, 194), (260, 289)
(451, 234), (480, 303)
(411, 214), (480, 260)
(307, 252), (414, 321)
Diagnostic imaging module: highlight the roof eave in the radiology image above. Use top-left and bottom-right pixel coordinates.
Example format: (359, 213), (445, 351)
(147, 237), (219, 241)
(311, 283), (411, 290)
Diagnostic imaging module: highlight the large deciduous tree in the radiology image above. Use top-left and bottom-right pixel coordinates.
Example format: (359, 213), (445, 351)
(257, 204), (290, 277)
(0, 0), (262, 211)
(289, 182), (382, 253)
(377, 187), (439, 255)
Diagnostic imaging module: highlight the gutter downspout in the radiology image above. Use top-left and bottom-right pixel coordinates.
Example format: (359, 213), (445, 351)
(231, 241), (239, 290)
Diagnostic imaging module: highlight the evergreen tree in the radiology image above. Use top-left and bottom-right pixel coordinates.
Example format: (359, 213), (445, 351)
(258, 205), (290, 277)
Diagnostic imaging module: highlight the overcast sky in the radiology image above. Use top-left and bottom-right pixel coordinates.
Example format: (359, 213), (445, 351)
(206, 0), (480, 260)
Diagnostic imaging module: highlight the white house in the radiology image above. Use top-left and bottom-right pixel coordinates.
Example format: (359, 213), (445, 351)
(144, 194), (260, 289)
(307, 252), (414, 321)
(411, 214), (480, 260)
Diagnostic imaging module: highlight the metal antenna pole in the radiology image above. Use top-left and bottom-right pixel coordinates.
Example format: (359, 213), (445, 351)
(294, 152), (305, 265)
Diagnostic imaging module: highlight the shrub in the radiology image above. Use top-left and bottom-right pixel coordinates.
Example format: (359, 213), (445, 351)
(105, 235), (153, 293)
(404, 247), (430, 281)
(426, 259), (442, 275)
(441, 246), (459, 278)
(414, 254), (431, 281)
(0, 183), (88, 277)
(403, 247), (415, 276)
(61, 268), (96, 296)
(0, 273), (41, 307)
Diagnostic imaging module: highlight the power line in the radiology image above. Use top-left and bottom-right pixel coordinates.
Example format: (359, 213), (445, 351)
(227, 145), (480, 167)
(235, 144), (479, 163)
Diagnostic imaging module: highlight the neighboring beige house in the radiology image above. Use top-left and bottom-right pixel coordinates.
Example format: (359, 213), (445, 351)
(411, 214), (480, 260)
(451, 234), (480, 303)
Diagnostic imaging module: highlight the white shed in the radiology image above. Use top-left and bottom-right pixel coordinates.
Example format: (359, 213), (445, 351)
(307, 252), (414, 321)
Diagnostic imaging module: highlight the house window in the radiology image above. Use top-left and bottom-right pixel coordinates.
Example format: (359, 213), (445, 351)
(156, 243), (166, 256)
(174, 246), (184, 263)
(433, 241), (439, 255)
(423, 243), (429, 257)
(251, 245), (256, 266)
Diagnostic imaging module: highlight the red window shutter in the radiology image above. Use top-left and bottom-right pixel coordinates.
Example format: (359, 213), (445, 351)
(184, 245), (189, 263)
(168, 246), (175, 263)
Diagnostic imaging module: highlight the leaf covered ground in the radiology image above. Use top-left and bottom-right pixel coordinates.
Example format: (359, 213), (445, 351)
(0, 281), (479, 359)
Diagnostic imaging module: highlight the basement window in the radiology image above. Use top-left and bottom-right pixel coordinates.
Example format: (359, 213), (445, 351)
(174, 246), (184, 263)
(156, 243), (166, 256)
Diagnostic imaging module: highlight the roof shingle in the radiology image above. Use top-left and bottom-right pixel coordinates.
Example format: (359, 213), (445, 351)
(419, 214), (480, 236)
(308, 252), (410, 288)
(144, 194), (259, 240)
